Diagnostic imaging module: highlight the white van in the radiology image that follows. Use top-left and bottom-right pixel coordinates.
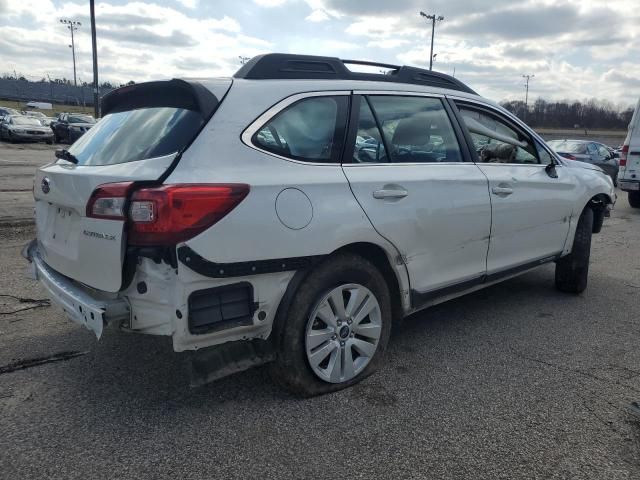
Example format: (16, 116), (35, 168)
(618, 98), (640, 207)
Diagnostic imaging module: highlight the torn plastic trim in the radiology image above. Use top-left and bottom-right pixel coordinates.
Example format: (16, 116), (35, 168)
(178, 245), (325, 278)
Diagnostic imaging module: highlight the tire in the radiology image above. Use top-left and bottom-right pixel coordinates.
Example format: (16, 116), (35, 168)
(270, 252), (392, 396)
(555, 208), (594, 294)
(629, 191), (640, 209)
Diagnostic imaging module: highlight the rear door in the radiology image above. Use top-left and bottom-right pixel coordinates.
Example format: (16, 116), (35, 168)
(34, 79), (231, 292)
(342, 93), (491, 300)
(452, 100), (575, 274)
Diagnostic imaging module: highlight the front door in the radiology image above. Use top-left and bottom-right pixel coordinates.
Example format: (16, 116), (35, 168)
(342, 94), (492, 299)
(453, 101), (576, 275)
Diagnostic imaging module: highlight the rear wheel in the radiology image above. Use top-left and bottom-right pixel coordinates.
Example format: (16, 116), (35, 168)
(270, 252), (392, 396)
(555, 208), (593, 294)
(629, 191), (640, 209)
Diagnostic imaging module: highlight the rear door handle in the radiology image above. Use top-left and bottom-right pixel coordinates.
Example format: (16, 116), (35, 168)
(491, 186), (513, 196)
(373, 189), (408, 199)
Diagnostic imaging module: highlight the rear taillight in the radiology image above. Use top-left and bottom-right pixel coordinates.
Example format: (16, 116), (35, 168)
(86, 182), (135, 220)
(561, 153), (577, 160)
(619, 145), (629, 167)
(128, 184), (250, 246)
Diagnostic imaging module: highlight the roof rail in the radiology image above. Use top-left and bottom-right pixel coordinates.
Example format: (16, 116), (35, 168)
(233, 53), (477, 95)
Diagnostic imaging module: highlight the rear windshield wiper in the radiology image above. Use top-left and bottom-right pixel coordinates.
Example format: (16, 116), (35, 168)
(55, 149), (78, 164)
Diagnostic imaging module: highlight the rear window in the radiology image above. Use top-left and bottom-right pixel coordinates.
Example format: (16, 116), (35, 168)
(67, 107), (203, 166)
(548, 141), (586, 154)
(68, 115), (95, 124)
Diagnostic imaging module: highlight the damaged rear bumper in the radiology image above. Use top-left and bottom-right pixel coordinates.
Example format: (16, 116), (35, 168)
(22, 240), (130, 338)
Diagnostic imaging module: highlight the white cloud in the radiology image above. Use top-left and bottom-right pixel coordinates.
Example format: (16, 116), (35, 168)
(176, 0), (198, 8)
(0, 1), (271, 84)
(306, 9), (330, 22)
(0, 0), (637, 104)
(367, 39), (410, 49)
(253, 0), (288, 7)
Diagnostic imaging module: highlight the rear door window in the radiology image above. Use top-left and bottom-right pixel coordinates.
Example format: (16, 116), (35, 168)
(366, 95), (463, 163)
(67, 107), (204, 166)
(253, 96), (348, 163)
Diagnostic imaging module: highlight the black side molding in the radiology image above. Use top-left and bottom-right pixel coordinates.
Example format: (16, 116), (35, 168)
(177, 245), (325, 278)
(411, 253), (562, 310)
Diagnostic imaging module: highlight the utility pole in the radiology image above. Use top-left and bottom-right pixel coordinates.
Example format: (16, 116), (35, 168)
(90, 0), (100, 118)
(60, 18), (81, 87)
(47, 74), (54, 105)
(420, 12), (444, 71)
(522, 74), (535, 121)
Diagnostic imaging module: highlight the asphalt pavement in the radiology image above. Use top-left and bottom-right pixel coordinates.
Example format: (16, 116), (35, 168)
(1, 141), (639, 479)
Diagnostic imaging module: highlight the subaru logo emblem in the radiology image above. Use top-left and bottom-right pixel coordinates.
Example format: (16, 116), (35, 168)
(41, 177), (50, 194)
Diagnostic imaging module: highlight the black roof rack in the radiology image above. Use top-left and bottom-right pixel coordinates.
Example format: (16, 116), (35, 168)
(233, 53), (477, 95)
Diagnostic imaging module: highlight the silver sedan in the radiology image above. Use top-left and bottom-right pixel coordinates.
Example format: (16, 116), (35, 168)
(0, 115), (54, 143)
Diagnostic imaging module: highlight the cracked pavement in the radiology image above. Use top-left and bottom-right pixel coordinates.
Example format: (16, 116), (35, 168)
(1, 142), (639, 479)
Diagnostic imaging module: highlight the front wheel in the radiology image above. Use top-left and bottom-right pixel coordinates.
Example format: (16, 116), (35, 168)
(270, 253), (392, 396)
(555, 208), (594, 294)
(629, 191), (640, 209)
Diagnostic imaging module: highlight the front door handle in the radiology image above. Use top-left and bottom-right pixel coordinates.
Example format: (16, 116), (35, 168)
(491, 186), (513, 196)
(373, 188), (408, 199)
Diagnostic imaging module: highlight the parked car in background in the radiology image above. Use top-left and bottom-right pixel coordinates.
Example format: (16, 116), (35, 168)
(547, 139), (619, 185)
(51, 113), (96, 143)
(23, 54), (614, 396)
(0, 115), (53, 143)
(618, 98), (640, 207)
(0, 106), (21, 117)
(38, 117), (56, 127)
(24, 111), (47, 119)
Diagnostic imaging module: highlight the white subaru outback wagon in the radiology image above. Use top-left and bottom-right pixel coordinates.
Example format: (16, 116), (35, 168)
(24, 54), (614, 396)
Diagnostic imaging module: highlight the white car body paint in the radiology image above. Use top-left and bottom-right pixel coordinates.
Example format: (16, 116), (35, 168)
(27, 75), (614, 351)
(619, 98), (640, 188)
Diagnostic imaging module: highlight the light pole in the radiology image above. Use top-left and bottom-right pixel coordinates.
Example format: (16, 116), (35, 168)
(90, 0), (100, 118)
(522, 74), (535, 121)
(60, 18), (81, 87)
(420, 12), (444, 71)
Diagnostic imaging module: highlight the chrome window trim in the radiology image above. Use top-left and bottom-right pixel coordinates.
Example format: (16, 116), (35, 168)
(342, 162), (473, 168)
(354, 90), (445, 98)
(241, 90), (351, 167)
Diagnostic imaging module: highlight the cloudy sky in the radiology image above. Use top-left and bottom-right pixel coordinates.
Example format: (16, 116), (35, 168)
(1, 0), (638, 105)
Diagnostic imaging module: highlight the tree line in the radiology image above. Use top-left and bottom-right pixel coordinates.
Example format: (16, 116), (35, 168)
(1, 73), (134, 90)
(501, 98), (634, 130)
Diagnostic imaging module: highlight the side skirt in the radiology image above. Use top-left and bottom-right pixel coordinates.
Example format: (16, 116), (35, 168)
(410, 253), (561, 313)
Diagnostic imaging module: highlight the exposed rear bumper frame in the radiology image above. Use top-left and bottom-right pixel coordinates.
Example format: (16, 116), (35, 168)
(22, 239), (130, 338)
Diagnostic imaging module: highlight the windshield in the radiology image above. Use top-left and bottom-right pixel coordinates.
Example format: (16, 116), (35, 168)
(547, 140), (587, 154)
(67, 107), (203, 166)
(68, 115), (95, 124)
(13, 117), (43, 126)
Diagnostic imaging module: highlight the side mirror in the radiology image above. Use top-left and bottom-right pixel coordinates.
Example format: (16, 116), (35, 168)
(545, 162), (558, 178)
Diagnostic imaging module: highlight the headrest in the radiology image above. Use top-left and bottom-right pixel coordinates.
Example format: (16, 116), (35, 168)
(392, 111), (440, 146)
